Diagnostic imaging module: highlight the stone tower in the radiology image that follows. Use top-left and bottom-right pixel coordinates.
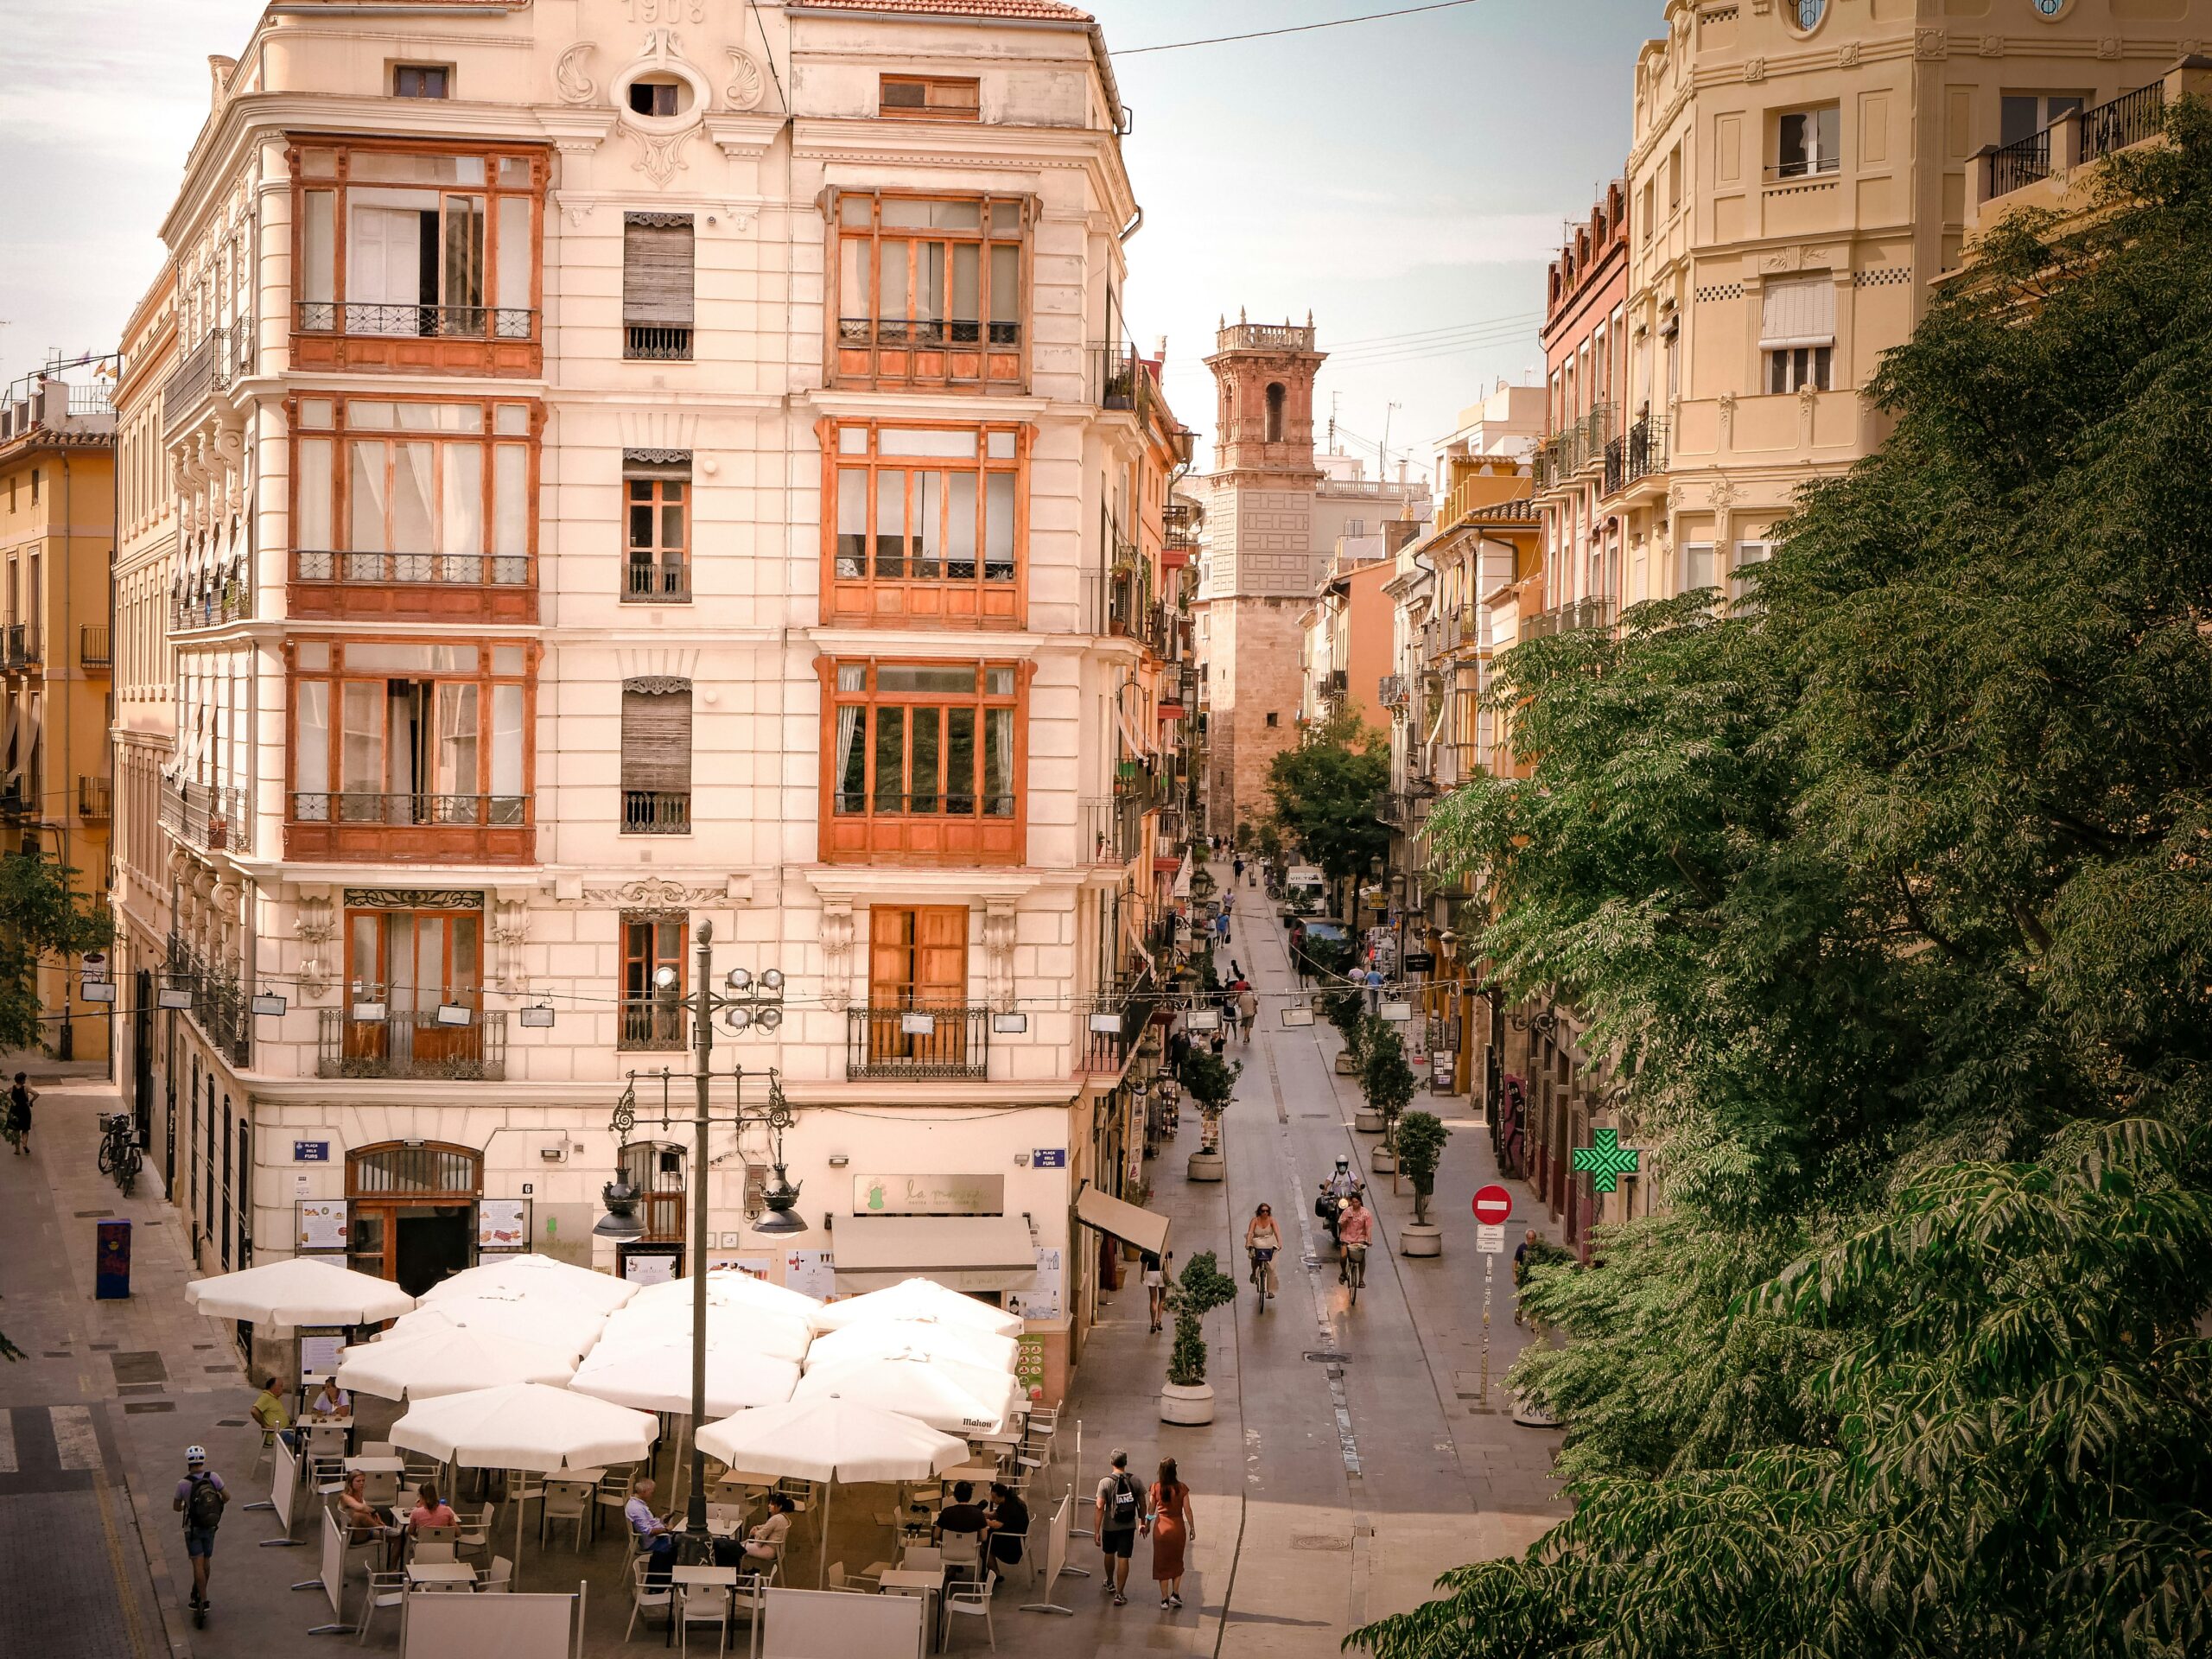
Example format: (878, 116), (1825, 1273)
(1195, 315), (1333, 838)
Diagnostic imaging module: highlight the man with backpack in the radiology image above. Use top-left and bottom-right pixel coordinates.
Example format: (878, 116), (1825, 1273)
(173, 1446), (227, 1618)
(1093, 1449), (1150, 1605)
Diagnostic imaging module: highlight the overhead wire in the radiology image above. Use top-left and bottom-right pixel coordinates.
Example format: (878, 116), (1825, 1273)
(1116, 0), (1486, 57)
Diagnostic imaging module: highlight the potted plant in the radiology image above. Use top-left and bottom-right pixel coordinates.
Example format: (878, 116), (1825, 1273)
(1360, 1020), (1416, 1175)
(1181, 1050), (1238, 1181)
(1325, 988), (1367, 1080)
(1159, 1251), (1238, 1425)
(1395, 1109), (1448, 1256)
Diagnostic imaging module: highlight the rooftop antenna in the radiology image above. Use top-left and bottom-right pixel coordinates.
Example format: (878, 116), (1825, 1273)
(1328, 391), (1338, 454)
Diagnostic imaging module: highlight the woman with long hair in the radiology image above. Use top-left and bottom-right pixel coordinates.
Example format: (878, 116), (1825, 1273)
(1148, 1456), (1194, 1608)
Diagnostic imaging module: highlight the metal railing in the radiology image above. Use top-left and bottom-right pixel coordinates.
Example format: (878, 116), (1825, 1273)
(1765, 158), (1842, 184)
(171, 572), (251, 629)
(160, 327), (248, 429)
(77, 777), (111, 821)
(1163, 499), (1202, 550)
(1602, 416), (1669, 497)
(1089, 563), (1146, 639)
(293, 550), (532, 589)
(79, 625), (111, 667)
(296, 302), (535, 340)
(1079, 794), (1147, 865)
(619, 998), (688, 1052)
(2, 624), (38, 668)
(161, 778), (251, 854)
(624, 325), (692, 360)
(290, 792), (526, 827)
(317, 1007), (506, 1081)
(1519, 594), (1618, 642)
(1378, 674), (1408, 710)
(1534, 404), (1614, 490)
(168, 936), (251, 1067)
(1080, 969), (1156, 1076)
(1988, 129), (2052, 198)
(621, 790), (692, 835)
(2083, 82), (2166, 163)
(845, 1005), (991, 1081)
(624, 560), (690, 601)
(1096, 341), (1158, 419)
(0, 778), (34, 819)
(837, 316), (1021, 350)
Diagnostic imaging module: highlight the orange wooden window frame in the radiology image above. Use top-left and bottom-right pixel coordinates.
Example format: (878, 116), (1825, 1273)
(625, 475), (690, 600)
(817, 418), (1031, 628)
(620, 913), (688, 1051)
(828, 190), (1029, 392)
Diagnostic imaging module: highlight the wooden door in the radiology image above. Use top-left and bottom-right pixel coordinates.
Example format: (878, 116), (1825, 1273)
(868, 906), (968, 1065)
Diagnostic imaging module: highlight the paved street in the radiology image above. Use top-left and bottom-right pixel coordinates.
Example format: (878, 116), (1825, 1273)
(0, 903), (1566, 1659)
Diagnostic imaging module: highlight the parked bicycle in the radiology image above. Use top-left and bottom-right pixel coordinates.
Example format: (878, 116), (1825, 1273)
(98, 1111), (143, 1196)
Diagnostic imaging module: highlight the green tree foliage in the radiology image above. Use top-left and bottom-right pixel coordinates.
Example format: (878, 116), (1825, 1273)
(1323, 988), (1368, 1065)
(1164, 1251), (1238, 1389)
(1180, 1048), (1240, 1117)
(0, 846), (111, 1053)
(1267, 709), (1390, 902)
(1359, 1020), (1416, 1147)
(1394, 1110), (1448, 1224)
(1359, 105), (2212, 1656)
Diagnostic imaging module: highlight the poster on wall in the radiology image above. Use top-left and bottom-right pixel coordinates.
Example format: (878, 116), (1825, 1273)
(296, 1198), (347, 1253)
(619, 1244), (682, 1286)
(1014, 1334), (1048, 1401)
(300, 1332), (347, 1388)
(783, 1249), (836, 1300)
(477, 1198), (531, 1253)
(1006, 1246), (1063, 1321)
(705, 1254), (773, 1281)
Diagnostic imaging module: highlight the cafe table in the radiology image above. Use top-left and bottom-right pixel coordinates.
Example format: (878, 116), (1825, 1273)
(405, 1561), (477, 1592)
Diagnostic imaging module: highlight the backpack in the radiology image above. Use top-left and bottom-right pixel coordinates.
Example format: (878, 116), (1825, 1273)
(1106, 1473), (1138, 1529)
(186, 1474), (226, 1531)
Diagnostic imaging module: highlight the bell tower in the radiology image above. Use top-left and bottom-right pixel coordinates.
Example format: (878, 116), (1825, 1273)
(1206, 311), (1325, 481)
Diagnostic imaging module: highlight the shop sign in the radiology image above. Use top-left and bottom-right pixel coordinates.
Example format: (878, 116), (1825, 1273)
(1404, 952), (1436, 973)
(1031, 1148), (1067, 1169)
(294, 1141), (331, 1162)
(853, 1173), (1005, 1215)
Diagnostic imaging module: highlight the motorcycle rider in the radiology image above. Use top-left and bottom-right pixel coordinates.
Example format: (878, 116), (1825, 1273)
(1317, 1155), (1363, 1242)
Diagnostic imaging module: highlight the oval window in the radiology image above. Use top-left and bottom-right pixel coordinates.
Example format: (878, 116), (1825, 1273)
(1796, 0), (1827, 28)
(2033, 0), (2067, 16)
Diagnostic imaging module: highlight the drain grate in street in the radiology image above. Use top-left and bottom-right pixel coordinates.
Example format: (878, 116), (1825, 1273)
(216, 1419), (248, 1428)
(203, 1364), (236, 1374)
(124, 1402), (175, 1414)
(88, 1343), (118, 1352)
(42, 1351), (71, 1359)
(110, 1351), (168, 1387)
(193, 1344), (216, 1351)
(1303, 1351), (1351, 1364)
(73, 1210), (114, 1219)
(1290, 1535), (1350, 1552)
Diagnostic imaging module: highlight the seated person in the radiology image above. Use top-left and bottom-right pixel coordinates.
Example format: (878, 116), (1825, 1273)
(337, 1471), (401, 1567)
(936, 1481), (990, 1545)
(625, 1478), (679, 1585)
(306, 1376), (352, 1421)
(984, 1482), (1030, 1572)
(250, 1376), (299, 1453)
(407, 1482), (458, 1538)
(736, 1492), (794, 1573)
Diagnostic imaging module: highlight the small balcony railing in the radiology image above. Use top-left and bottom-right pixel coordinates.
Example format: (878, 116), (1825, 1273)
(846, 1005), (991, 1081)
(1988, 129), (2052, 199)
(1378, 674), (1408, 710)
(167, 938), (251, 1067)
(1162, 499), (1202, 551)
(1089, 563), (1147, 639)
(1080, 971), (1157, 1077)
(619, 997), (688, 1052)
(297, 302), (536, 341)
(317, 1007), (506, 1081)
(1519, 594), (1618, 643)
(3, 624), (40, 668)
(294, 550), (533, 590)
(1096, 341), (1158, 419)
(160, 778), (251, 854)
(1602, 416), (1669, 498)
(1079, 794), (1147, 865)
(161, 327), (240, 431)
(624, 559), (690, 602)
(2082, 82), (2166, 165)
(171, 575), (251, 630)
(0, 778), (34, 819)
(77, 777), (111, 821)
(79, 625), (111, 668)
(838, 316), (1020, 350)
(621, 790), (692, 836)
(291, 792), (526, 827)
(625, 325), (693, 360)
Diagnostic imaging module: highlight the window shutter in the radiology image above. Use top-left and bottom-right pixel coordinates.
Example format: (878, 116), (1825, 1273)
(623, 216), (696, 327)
(1759, 278), (1834, 348)
(620, 681), (692, 792)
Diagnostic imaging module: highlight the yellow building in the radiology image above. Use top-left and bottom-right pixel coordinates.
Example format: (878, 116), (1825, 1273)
(0, 360), (117, 1061)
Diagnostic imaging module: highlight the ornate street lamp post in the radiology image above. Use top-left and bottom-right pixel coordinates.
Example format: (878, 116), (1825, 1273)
(594, 918), (803, 1548)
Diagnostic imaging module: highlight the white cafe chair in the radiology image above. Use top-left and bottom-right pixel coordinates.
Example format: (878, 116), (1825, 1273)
(623, 1553), (673, 1643)
(943, 1572), (998, 1650)
(356, 1573), (407, 1646)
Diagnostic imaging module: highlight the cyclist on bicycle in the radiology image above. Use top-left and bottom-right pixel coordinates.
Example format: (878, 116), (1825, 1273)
(1337, 1192), (1374, 1288)
(1243, 1204), (1282, 1301)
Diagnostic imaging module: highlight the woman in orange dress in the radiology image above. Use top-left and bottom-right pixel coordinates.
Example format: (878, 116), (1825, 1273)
(1147, 1457), (1194, 1609)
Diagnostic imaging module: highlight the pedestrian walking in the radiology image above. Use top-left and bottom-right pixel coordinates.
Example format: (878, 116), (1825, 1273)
(1167, 1027), (1191, 1081)
(1512, 1228), (1540, 1325)
(1216, 909), (1231, 947)
(1148, 1458), (1195, 1608)
(1095, 1450), (1149, 1605)
(1141, 1249), (1169, 1333)
(7, 1071), (33, 1155)
(1232, 855), (1245, 887)
(173, 1446), (227, 1619)
(1236, 984), (1258, 1041)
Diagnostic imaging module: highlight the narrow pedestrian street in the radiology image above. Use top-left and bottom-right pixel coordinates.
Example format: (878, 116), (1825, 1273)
(0, 904), (1566, 1659)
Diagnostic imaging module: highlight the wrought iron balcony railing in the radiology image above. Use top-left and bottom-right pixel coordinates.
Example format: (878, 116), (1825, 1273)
(621, 790), (692, 836)
(79, 624), (111, 668)
(161, 778), (251, 854)
(624, 559), (690, 601)
(168, 937), (251, 1067)
(291, 792), (526, 827)
(294, 550), (532, 590)
(1079, 794), (1148, 865)
(846, 1005), (991, 1080)
(1080, 969), (1156, 1077)
(1602, 416), (1669, 497)
(1519, 594), (1618, 643)
(296, 302), (536, 341)
(318, 1007), (506, 1081)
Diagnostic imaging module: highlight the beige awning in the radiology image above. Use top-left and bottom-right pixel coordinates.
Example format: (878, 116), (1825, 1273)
(831, 1216), (1038, 1294)
(1074, 1181), (1171, 1259)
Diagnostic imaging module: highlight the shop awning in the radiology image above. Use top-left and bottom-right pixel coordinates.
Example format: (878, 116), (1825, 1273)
(1074, 1181), (1171, 1259)
(831, 1216), (1038, 1294)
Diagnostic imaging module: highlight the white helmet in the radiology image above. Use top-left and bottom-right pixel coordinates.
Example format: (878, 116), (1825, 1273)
(185, 1445), (208, 1465)
(1333, 1155), (1350, 1169)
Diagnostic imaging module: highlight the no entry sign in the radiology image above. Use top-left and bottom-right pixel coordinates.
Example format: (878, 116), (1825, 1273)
(1472, 1185), (1513, 1226)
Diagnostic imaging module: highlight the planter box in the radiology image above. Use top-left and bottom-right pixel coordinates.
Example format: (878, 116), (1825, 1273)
(1160, 1381), (1215, 1425)
(1186, 1149), (1225, 1182)
(1353, 1109), (1384, 1133)
(1370, 1147), (1397, 1175)
(1333, 1052), (1356, 1076)
(1400, 1223), (1442, 1257)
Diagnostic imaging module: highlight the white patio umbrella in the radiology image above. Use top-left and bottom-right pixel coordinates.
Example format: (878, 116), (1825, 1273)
(391, 1382), (659, 1573)
(385, 1294), (607, 1363)
(184, 1256), (416, 1325)
(598, 1300), (812, 1363)
(626, 1268), (822, 1324)
(418, 1252), (637, 1315)
(804, 1318), (1017, 1376)
(793, 1351), (1020, 1438)
(805, 1277), (1023, 1338)
(569, 1338), (800, 1416)
(696, 1395), (969, 1587)
(337, 1325), (578, 1402)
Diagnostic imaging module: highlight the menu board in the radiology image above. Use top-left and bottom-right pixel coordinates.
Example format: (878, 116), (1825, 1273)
(782, 1249), (836, 1300)
(1014, 1334), (1048, 1401)
(300, 1333), (347, 1388)
(477, 1198), (530, 1252)
(296, 1198), (347, 1253)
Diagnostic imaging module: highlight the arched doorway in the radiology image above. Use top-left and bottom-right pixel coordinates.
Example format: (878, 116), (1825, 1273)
(347, 1141), (483, 1294)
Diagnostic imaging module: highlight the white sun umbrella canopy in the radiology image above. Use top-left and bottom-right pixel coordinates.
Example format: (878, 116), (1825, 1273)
(185, 1256), (416, 1326)
(385, 1295), (607, 1364)
(418, 1252), (637, 1316)
(599, 1300), (812, 1363)
(569, 1337), (800, 1417)
(392, 1381), (658, 1471)
(626, 1268), (822, 1324)
(805, 1276), (1024, 1338)
(337, 1325), (578, 1402)
(793, 1351), (1022, 1438)
(804, 1318), (1017, 1377)
(696, 1395), (968, 1485)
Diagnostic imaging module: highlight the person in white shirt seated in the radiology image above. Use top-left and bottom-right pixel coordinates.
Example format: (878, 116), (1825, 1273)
(738, 1492), (792, 1572)
(307, 1376), (352, 1421)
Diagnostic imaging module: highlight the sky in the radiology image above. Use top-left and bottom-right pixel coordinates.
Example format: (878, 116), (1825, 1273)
(0, 0), (1656, 478)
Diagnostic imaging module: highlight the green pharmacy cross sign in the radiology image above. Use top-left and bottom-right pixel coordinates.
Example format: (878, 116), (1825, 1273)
(1572, 1128), (1641, 1193)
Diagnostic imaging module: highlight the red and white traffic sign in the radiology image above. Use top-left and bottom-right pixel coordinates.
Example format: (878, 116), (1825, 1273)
(1472, 1185), (1513, 1226)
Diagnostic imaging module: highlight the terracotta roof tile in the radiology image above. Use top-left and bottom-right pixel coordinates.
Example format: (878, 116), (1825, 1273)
(792, 0), (1095, 21)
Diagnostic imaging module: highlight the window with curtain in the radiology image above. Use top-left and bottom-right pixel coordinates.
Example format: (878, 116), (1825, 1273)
(825, 421), (1024, 626)
(833, 191), (1027, 390)
(293, 396), (535, 594)
(824, 661), (1023, 866)
(1760, 278), (1836, 394)
(291, 639), (530, 828)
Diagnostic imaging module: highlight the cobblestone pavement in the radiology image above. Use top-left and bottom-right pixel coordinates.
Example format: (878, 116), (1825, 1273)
(6, 904), (1568, 1659)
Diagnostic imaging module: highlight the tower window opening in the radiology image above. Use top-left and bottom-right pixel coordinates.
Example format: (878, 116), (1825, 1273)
(1263, 382), (1286, 444)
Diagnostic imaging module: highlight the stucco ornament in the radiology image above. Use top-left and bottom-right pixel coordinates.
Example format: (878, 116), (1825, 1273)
(554, 42), (598, 105)
(1743, 57), (1767, 84)
(725, 48), (766, 111)
(819, 900), (855, 1011)
(613, 30), (713, 188)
